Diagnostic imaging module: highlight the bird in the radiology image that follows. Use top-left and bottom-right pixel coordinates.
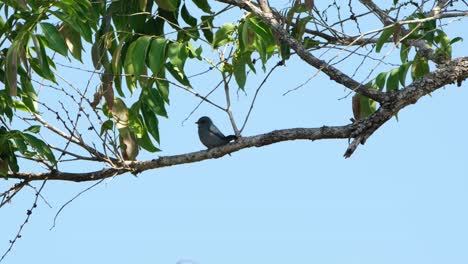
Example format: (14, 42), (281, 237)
(196, 116), (237, 149)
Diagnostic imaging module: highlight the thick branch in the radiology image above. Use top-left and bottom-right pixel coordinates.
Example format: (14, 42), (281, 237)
(345, 56), (468, 156)
(9, 125), (354, 182)
(8, 56), (468, 182)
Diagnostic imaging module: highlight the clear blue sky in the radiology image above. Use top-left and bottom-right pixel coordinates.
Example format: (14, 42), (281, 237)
(1, 2), (468, 264)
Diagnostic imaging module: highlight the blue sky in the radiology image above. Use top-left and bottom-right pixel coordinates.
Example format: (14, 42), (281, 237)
(1, 2), (468, 264)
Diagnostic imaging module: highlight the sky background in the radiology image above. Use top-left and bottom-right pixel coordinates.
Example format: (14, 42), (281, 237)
(1, 1), (468, 264)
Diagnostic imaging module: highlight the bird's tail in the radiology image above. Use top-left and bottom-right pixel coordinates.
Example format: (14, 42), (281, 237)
(225, 135), (238, 142)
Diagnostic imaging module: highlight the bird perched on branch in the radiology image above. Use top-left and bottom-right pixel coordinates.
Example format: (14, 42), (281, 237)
(196, 116), (237, 149)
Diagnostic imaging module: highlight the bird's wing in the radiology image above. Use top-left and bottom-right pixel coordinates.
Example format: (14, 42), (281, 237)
(208, 123), (226, 138)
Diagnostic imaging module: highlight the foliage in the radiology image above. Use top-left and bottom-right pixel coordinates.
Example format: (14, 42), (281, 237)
(0, 0), (465, 178)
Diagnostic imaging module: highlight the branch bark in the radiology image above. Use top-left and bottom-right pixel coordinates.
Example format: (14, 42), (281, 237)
(8, 57), (468, 182)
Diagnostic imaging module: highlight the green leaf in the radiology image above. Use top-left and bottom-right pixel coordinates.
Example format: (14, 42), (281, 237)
(7, 152), (19, 173)
(280, 42), (291, 60)
(356, 94), (376, 119)
(132, 36), (152, 78)
(155, 0), (179, 11)
(435, 30), (452, 59)
(148, 37), (167, 75)
(124, 41), (137, 92)
(375, 72), (387, 91)
(141, 87), (167, 117)
(411, 54), (429, 80)
(167, 42), (187, 70)
(193, 0), (212, 13)
(386, 68), (400, 92)
(186, 42), (202, 60)
(166, 62), (191, 86)
(400, 43), (410, 63)
(20, 76), (38, 112)
(6, 43), (19, 96)
(233, 54), (247, 90)
(238, 20), (253, 51)
(156, 69), (170, 103)
(40, 22), (68, 57)
(139, 0), (148, 11)
(58, 23), (83, 61)
(201, 15), (214, 43)
(24, 125), (41, 134)
(376, 26), (394, 53)
(0, 157), (9, 178)
(136, 128), (160, 152)
(292, 16), (310, 40)
(247, 16), (274, 46)
(212, 23), (236, 48)
(14, 138), (28, 154)
(100, 119), (114, 136)
(141, 104), (160, 143)
(112, 41), (124, 74)
(181, 4), (197, 27)
(32, 35), (56, 82)
(22, 133), (56, 165)
(399, 62), (412, 86)
(450, 37), (463, 44)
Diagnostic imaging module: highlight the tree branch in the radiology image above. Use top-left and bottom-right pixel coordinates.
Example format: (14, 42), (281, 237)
(216, 0), (388, 103)
(7, 56), (468, 182)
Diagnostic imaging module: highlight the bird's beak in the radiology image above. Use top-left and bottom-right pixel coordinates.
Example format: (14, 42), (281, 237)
(195, 121), (199, 124)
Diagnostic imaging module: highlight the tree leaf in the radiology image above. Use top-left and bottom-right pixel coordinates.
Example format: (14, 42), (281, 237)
(154, 0), (179, 11)
(20, 76), (38, 112)
(141, 103), (160, 143)
(132, 35), (152, 79)
(124, 41), (137, 92)
(22, 133), (56, 165)
(135, 128), (160, 152)
(233, 53), (247, 90)
(181, 4), (197, 27)
(156, 69), (170, 103)
(193, 0), (212, 13)
(411, 54), (429, 80)
(399, 62), (412, 86)
(24, 125), (41, 134)
(400, 43), (410, 63)
(376, 26), (394, 53)
(148, 37), (167, 75)
(167, 42), (187, 70)
(6, 43), (19, 96)
(212, 23), (236, 48)
(200, 15), (214, 43)
(140, 87), (166, 118)
(32, 35), (56, 82)
(165, 62), (191, 86)
(40, 22), (68, 57)
(435, 29), (452, 60)
(58, 23), (83, 61)
(386, 68), (400, 92)
(375, 72), (387, 91)
(450, 37), (463, 44)
(100, 120), (114, 136)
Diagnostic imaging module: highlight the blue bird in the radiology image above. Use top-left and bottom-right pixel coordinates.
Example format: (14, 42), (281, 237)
(196, 116), (237, 149)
